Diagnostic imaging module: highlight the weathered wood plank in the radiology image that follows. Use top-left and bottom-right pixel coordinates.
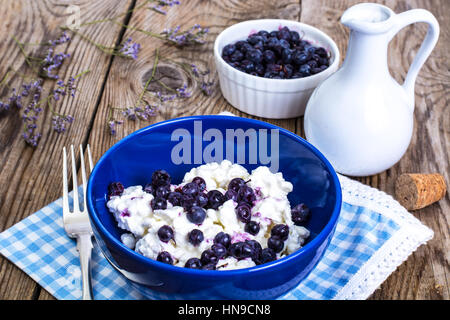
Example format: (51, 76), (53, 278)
(0, 0), (133, 300)
(298, 0), (449, 300)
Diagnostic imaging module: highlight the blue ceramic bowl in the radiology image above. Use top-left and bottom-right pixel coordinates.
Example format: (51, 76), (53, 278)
(87, 115), (341, 299)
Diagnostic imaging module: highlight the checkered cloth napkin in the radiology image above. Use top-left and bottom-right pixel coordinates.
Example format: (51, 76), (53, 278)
(0, 174), (433, 300)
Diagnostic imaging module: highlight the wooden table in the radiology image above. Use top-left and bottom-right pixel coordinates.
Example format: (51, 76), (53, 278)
(0, 0), (448, 300)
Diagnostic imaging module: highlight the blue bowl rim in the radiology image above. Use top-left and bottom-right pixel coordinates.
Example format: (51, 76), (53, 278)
(87, 115), (342, 278)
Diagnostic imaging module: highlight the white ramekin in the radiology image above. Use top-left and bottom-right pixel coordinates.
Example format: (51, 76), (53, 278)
(214, 19), (340, 119)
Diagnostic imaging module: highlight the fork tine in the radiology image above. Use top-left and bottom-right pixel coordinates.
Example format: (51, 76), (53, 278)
(71, 145), (80, 213)
(62, 147), (70, 215)
(87, 144), (93, 173)
(79, 145), (88, 212)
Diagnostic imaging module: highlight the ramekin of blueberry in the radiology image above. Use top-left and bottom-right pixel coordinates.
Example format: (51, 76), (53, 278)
(214, 19), (340, 119)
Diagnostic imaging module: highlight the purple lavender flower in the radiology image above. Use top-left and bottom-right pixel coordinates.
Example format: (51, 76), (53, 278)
(119, 38), (141, 60)
(52, 114), (74, 133)
(8, 88), (22, 109)
(48, 31), (71, 46)
(108, 119), (123, 136)
(200, 80), (214, 96)
(151, 0), (181, 15)
(122, 104), (157, 121)
(22, 131), (42, 147)
(41, 48), (71, 79)
(155, 91), (177, 102)
(161, 24), (209, 47)
(176, 84), (191, 98)
(0, 101), (9, 111)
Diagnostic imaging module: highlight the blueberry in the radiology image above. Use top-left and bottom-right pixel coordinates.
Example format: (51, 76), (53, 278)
(200, 249), (218, 265)
(291, 203), (310, 226)
(318, 57), (329, 66)
(206, 190), (226, 210)
(211, 243), (227, 259)
(151, 170), (171, 188)
(156, 251), (173, 265)
(240, 42), (253, 53)
(186, 206), (206, 224)
(246, 49), (263, 64)
(157, 225), (174, 243)
(228, 178), (246, 192)
(244, 221), (260, 235)
(299, 64), (311, 76)
(181, 194), (196, 210)
(185, 257), (202, 269)
(143, 183), (154, 195)
(278, 39), (290, 50)
(108, 182), (124, 198)
(228, 241), (253, 259)
(237, 185), (256, 206)
(167, 191), (183, 206)
(263, 50), (276, 64)
(290, 30), (300, 44)
(245, 240), (262, 263)
(234, 40), (247, 50)
(271, 224), (289, 241)
(241, 59), (255, 73)
(214, 232), (231, 248)
(230, 50), (244, 62)
(187, 229), (204, 246)
(235, 203), (252, 223)
(248, 35), (263, 45)
(225, 189), (238, 202)
(281, 48), (293, 64)
(195, 192), (209, 208)
(311, 67), (323, 74)
(259, 248), (276, 264)
(192, 176), (206, 192)
(151, 197), (167, 210)
(155, 185), (171, 199)
(293, 51), (309, 65)
(201, 263), (216, 270)
(266, 63), (282, 73)
(257, 30), (269, 37)
(315, 47), (328, 58)
(283, 64), (294, 78)
(267, 236), (284, 253)
(269, 30), (279, 38)
(222, 44), (236, 56)
(182, 182), (199, 197)
(255, 63), (265, 75)
(278, 26), (291, 41)
(307, 59), (318, 69)
(267, 37), (280, 49)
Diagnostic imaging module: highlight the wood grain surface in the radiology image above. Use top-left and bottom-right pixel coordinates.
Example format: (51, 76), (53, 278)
(0, 0), (448, 300)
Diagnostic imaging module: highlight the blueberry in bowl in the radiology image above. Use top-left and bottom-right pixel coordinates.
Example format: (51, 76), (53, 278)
(86, 115), (341, 299)
(222, 26), (331, 79)
(214, 19), (340, 119)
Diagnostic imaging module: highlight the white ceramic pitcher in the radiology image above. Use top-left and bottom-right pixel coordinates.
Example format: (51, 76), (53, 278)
(304, 3), (439, 176)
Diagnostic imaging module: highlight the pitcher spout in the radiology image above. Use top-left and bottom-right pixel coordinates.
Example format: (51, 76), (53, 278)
(340, 3), (395, 34)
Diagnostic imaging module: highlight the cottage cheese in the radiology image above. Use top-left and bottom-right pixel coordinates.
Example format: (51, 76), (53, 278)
(106, 160), (310, 269)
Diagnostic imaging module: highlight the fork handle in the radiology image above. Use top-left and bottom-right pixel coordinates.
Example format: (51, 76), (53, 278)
(76, 233), (94, 300)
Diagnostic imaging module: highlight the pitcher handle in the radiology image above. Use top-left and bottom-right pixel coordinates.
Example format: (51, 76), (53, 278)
(388, 9), (439, 108)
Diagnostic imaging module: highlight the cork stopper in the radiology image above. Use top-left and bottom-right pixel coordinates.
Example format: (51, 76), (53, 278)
(395, 173), (447, 210)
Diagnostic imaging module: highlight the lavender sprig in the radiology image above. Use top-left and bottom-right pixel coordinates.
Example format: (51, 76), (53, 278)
(160, 24), (209, 47)
(151, 0), (181, 15)
(118, 37), (141, 60)
(41, 48), (71, 79)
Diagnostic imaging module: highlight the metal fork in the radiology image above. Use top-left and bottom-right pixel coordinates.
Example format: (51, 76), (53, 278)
(63, 144), (94, 300)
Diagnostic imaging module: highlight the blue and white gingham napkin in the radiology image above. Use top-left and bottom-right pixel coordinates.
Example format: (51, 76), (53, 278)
(0, 175), (433, 300)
